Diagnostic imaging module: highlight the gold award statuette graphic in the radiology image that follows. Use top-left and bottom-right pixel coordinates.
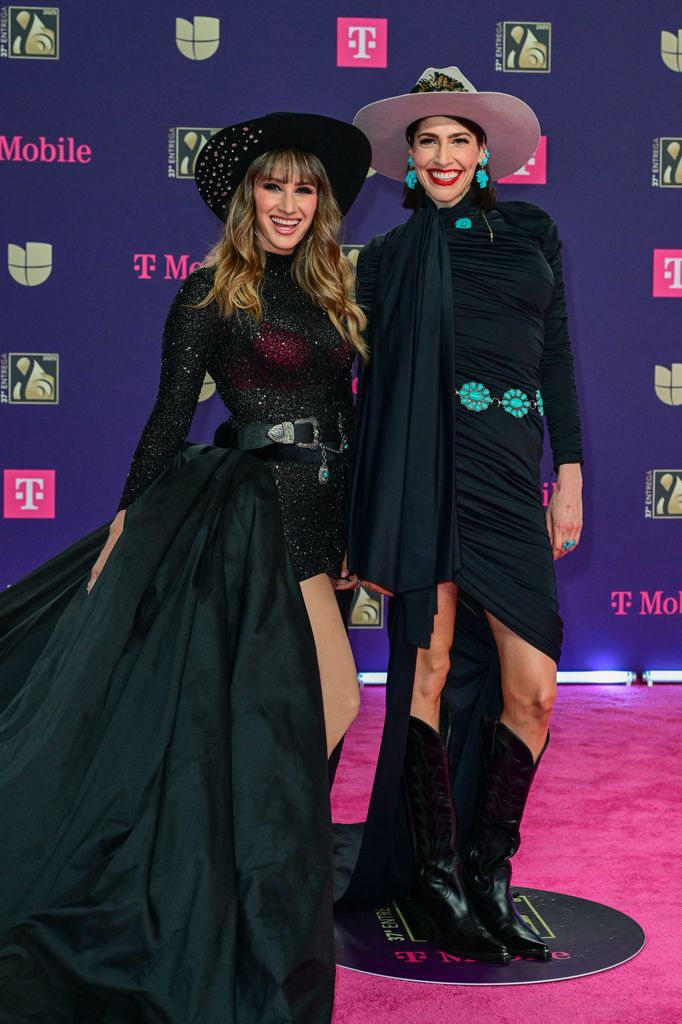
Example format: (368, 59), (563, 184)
(660, 139), (682, 187)
(8, 353), (59, 403)
(7, 242), (52, 285)
(350, 585), (384, 629)
(501, 22), (551, 72)
(8, 6), (58, 58)
(198, 372), (216, 403)
(341, 244), (364, 270)
(655, 363), (682, 405)
(175, 128), (219, 179)
(175, 16), (220, 60)
(652, 470), (682, 518)
(661, 30), (682, 71)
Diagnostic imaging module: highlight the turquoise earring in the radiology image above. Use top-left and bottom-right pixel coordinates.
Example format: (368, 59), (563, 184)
(405, 155), (418, 190)
(476, 148), (490, 189)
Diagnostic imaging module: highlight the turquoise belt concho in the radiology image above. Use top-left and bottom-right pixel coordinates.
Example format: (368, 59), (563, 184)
(456, 382), (544, 418)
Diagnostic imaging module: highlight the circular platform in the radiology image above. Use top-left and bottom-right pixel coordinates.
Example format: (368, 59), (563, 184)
(335, 887), (645, 985)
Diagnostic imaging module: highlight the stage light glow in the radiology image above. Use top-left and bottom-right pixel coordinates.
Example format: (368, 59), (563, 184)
(556, 671), (636, 685)
(642, 670), (682, 684)
(359, 671), (637, 686)
(358, 672), (387, 685)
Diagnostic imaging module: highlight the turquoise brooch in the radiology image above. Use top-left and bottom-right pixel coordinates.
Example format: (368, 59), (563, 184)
(455, 217), (472, 230)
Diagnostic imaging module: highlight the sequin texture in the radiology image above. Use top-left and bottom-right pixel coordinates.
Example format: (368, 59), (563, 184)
(119, 253), (354, 581)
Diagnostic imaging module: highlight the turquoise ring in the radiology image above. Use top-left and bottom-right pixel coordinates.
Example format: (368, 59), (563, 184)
(561, 539), (577, 551)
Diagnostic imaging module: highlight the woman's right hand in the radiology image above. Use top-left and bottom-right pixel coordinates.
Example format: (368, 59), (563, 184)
(87, 509), (126, 594)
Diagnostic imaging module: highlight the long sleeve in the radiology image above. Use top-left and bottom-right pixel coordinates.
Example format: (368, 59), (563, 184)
(119, 268), (218, 509)
(538, 220), (584, 470)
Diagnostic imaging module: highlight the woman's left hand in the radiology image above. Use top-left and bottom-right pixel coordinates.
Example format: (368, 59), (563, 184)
(333, 553), (362, 590)
(547, 464), (583, 560)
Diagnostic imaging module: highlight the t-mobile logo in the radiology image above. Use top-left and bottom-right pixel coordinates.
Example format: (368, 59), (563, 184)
(3, 469), (56, 518)
(653, 250), (682, 296)
(337, 18), (388, 68)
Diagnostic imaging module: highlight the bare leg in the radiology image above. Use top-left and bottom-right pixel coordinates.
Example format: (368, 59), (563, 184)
(410, 582), (459, 730)
(300, 573), (360, 756)
(484, 610), (557, 761)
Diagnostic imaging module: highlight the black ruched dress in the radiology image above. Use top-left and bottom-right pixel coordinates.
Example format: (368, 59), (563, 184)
(0, 252), (354, 1023)
(336, 195), (583, 909)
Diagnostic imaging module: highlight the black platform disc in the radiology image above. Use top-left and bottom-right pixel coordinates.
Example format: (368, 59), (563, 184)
(335, 888), (645, 985)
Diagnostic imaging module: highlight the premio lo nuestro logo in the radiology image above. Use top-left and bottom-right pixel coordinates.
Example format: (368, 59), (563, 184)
(645, 469), (682, 519)
(3, 6), (59, 59)
(7, 242), (52, 286)
(655, 364), (682, 405)
(337, 17), (388, 68)
(169, 127), (219, 180)
(350, 585), (384, 628)
(175, 16), (220, 60)
(661, 30), (682, 71)
(496, 22), (551, 72)
(341, 244), (363, 269)
(651, 138), (682, 188)
(0, 353), (59, 403)
(3, 469), (55, 518)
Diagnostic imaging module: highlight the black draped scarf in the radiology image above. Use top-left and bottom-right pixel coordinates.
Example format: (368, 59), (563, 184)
(348, 198), (462, 646)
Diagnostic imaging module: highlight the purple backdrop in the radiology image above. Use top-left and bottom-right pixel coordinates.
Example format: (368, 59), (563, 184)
(2, 2), (682, 673)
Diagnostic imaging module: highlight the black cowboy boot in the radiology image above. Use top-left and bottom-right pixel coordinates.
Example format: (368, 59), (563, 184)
(463, 717), (551, 960)
(403, 714), (511, 964)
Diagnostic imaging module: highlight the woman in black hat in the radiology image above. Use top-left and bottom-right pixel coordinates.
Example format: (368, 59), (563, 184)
(338, 68), (583, 965)
(0, 113), (370, 1024)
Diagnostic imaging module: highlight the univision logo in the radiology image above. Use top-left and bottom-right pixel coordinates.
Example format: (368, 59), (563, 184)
(7, 242), (52, 286)
(175, 16), (220, 60)
(661, 29), (682, 71)
(655, 364), (682, 405)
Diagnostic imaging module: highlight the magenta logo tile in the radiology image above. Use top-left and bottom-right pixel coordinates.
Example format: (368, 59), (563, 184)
(653, 250), (682, 296)
(3, 469), (55, 518)
(498, 136), (547, 184)
(337, 18), (387, 67)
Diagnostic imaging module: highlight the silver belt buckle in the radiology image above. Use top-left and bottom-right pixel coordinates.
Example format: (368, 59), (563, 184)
(266, 421), (295, 444)
(294, 416), (320, 450)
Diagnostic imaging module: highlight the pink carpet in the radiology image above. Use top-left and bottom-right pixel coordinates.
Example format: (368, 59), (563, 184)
(331, 685), (682, 1024)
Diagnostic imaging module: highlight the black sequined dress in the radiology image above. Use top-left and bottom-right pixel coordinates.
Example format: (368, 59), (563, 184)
(0, 252), (347, 1023)
(120, 252), (354, 581)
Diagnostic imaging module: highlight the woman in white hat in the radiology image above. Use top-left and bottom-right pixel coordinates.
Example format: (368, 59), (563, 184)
(340, 69), (584, 965)
(0, 113), (371, 1023)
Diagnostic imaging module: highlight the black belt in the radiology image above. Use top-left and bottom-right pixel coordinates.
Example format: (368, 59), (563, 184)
(213, 418), (346, 463)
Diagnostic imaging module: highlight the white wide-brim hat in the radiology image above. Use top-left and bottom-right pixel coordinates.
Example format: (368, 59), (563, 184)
(354, 66), (541, 182)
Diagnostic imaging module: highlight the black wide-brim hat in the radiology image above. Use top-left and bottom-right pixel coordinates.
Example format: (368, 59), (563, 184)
(195, 112), (372, 221)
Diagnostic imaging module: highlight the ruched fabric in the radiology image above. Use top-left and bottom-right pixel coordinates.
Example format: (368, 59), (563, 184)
(0, 445), (334, 1024)
(338, 196), (583, 910)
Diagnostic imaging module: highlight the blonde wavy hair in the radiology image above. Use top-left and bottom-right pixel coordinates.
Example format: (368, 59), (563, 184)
(199, 148), (367, 358)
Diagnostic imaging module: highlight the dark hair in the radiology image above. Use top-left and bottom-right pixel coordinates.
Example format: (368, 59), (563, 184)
(402, 115), (496, 211)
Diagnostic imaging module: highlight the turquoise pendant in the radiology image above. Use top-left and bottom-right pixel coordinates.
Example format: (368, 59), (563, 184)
(319, 465), (330, 485)
(455, 217), (472, 230)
